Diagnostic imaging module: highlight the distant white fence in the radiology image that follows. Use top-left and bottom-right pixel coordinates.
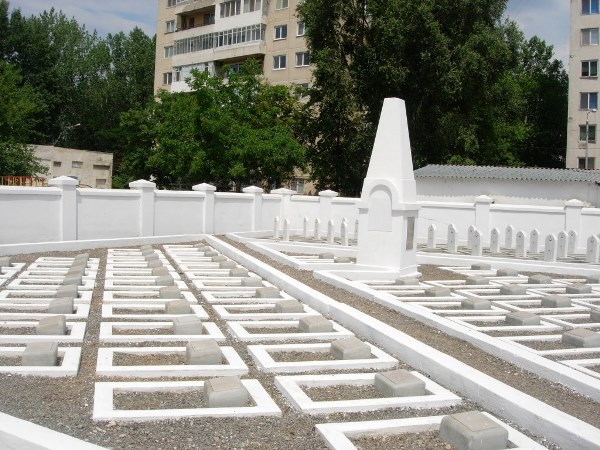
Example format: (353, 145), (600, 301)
(1, 178), (599, 254)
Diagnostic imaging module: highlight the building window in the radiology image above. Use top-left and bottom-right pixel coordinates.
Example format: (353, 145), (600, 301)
(581, 92), (598, 109)
(582, 28), (599, 45)
(583, 0), (600, 14)
(243, 0), (261, 13)
(297, 21), (306, 36)
(168, 0), (187, 6)
(93, 164), (111, 171)
(164, 46), (174, 58)
(290, 179), (305, 194)
(96, 179), (107, 188)
(274, 24), (287, 40)
(204, 12), (216, 25)
(579, 157), (596, 169)
(273, 54), (286, 70)
(71, 161), (83, 169)
(163, 72), (173, 85)
(221, 0), (242, 18)
(53, 161), (61, 167)
(166, 20), (175, 33)
(580, 124), (597, 143)
(295, 51), (310, 67)
(275, 0), (288, 10)
(582, 60), (598, 77)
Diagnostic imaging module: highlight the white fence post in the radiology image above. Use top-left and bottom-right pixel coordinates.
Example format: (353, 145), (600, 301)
(242, 186), (263, 231)
(318, 189), (338, 229)
(130, 179), (156, 237)
(564, 199), (584, 239)
(272, 188), (296, 225)
(193, 183), (216, 234)
(48, 176), (79, 241)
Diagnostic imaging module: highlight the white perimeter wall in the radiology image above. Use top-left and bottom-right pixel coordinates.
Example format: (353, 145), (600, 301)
(1, 178), (600, 252)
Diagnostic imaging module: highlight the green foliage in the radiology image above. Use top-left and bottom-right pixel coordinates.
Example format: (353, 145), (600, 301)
(298, 0), (568, 195)
(1, 2), (155, 156)
(115, 60), (305, 191)
(0, 61), (47, 175)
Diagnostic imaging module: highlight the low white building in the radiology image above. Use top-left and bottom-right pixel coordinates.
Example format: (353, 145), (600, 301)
(34, 146), (113, 189)
(414, 165), (600, 207)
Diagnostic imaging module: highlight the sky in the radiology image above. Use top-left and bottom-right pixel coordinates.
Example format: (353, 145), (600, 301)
(6, 0), (570, 67)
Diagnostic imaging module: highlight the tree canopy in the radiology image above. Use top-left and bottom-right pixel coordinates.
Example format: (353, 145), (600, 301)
(114, 60), (306, 191)
(298, 0), (568, 195)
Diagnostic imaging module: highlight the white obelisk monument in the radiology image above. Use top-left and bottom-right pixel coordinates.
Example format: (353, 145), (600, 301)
(356, 98), (420, 277)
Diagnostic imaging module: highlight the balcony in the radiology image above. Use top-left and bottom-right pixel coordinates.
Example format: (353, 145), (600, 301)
(174, 0), (216, 15)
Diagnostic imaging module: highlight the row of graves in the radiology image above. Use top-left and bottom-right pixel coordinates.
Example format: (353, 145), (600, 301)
(357, 264), (600, 385)
(0, 253), (96, 376)
(2, 241), (592, 448)
(89, 242), (549, 449)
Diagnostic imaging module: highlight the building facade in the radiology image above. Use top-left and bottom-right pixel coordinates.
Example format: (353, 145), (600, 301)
(567, 0), (600, 169)
(34, 146), (113, 189)
(154, 0), (311, 94)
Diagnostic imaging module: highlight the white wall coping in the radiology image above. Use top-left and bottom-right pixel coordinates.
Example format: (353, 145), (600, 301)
(154, 190), (206, 198)
(78, 189), (139, 198)
(0, 186), (61, 196)
(214, 192), (254, 200)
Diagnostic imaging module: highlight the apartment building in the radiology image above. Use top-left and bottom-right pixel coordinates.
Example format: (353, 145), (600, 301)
(153, 0), (311, 93)
(567, 0), (600, 169)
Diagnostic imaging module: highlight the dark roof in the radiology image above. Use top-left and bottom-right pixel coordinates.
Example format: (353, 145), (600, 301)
(414, 165), (600, 183)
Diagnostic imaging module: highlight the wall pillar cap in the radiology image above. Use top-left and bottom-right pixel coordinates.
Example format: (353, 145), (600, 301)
(565, 199), (585, 207)
(129, 179), (156, 189)
(242, 185), (264, 194)
(271, 188), (296, 196)
(475, 195), (493, 204)
(319, 189), (339, 198)
(48, 176), (78, 187)
(192, 183), (217, 192)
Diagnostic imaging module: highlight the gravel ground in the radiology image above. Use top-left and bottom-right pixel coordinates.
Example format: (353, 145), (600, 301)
(0, 240), (594, 450)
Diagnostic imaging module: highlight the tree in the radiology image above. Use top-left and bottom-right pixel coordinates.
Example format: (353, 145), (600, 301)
(189, 60), (306, 191)
(0, 61), (47, 175)
(115, 60), (305, 191)
(298, 0), (567, 195)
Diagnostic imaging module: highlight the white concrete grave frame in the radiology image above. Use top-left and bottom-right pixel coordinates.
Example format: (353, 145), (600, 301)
(356, 98), (420, 277)
(274, 372), (460, 415)
(248, 342), (398, 373)
(93, 379), (281, 421)
(212, 303), (321, 321)
(101, 290), (197, 304)
(99, 321), (224, 343)
(96, 346), (247, 378)
(314, 413), (548, 450)
(500, 334), (600, 357)
(101, 304), (209, 321)
(560, 358), (600, 381)
(0, 321), (86, 344)
(0, 346), (81, 377)
(227, 320), (354, 342)
(8, 277), (96, 291)
(446, 316), (562, 334)
(201, 290), (295, 304)
(0, 303), (90, 321)
(0, 289), (93, 304)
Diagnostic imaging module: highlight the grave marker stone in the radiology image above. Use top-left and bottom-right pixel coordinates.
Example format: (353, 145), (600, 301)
(505, 225), (515, 249)
(544, 234), (557, 262)
(557, 231), (568, 258)
(427, 224), (437, 249)
(447, 224), (458, 253)
(489, 228), (500, 253)
(529, 229), (540, 254)
(586, 235), (600, 263)
(273, 217), (280, 239)
(327, 219), (335, 244)
(568, 230), (578, 255)
(515, 231), (527, 258)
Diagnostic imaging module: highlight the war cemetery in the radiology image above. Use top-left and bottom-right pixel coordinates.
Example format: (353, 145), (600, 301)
(0, 97), (597, 449)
